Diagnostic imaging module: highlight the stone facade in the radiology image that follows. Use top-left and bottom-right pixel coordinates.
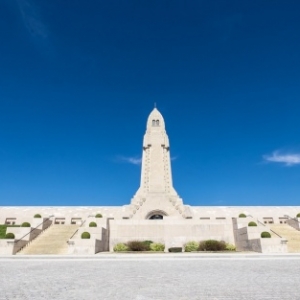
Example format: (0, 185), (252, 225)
(0, 108), (300, 254)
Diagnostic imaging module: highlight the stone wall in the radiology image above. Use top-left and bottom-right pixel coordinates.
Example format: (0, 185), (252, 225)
(110, 218), (235, 251)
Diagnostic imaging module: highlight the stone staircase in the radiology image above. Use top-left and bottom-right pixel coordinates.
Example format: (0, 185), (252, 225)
(17, 225), (79, 255)
(269, 224), (300, 253)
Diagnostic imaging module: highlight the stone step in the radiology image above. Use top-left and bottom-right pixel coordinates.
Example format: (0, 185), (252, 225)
(18, 224), (79, 255)
(269, 224), (300, 253)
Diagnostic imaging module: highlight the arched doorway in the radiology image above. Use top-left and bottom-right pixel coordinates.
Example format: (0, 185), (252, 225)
(146, 210), (167, 220)
(149, 214), (163, 220)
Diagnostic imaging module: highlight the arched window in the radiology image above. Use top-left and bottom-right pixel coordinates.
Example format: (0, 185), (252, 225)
(156, 120), (160, 126)
(152, 120), (156, 126)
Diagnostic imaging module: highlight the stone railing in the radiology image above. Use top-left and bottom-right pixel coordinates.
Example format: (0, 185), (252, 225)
(14, 215), (54, 254)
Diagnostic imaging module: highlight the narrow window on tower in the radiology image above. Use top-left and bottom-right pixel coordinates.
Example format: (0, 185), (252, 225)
(152, 120), (156, 126)
(156, 120), (160, 126)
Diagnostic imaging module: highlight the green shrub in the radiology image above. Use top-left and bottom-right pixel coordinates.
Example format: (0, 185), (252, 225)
(113, 243), (129, 252)
(89, 222), (97, 227)
(198, 240), (226, 251)
(168, 247), (182, 253)
(297, 213), (300, 218)
(5, 233), (15, 239)
(81, 232), (91, 239)
(95, 213), (102, 218)
(150, 243), (165, 252)
(184, 241), (199, 252)
(261, 232), (271, 238)
(0, 225), (20, 239)
(21, 222), (31, 227)
(239, 213), (247, 218)
(142, 240), (153, 251)
(248, 221), (257, 227)
(127, 240), (148, 251)
(34, 214), (42, 218)
(225, 243), (236, 251)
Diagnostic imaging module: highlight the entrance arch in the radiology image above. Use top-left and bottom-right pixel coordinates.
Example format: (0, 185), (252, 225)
(146, 210), (168, 220)
(150, 214), (163, 220)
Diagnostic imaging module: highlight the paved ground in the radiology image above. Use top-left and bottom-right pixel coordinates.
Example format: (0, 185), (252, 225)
(1, 255), (300, 300)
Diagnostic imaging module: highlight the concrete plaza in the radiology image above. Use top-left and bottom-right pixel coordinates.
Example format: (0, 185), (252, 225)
(1, 254), (300, 300)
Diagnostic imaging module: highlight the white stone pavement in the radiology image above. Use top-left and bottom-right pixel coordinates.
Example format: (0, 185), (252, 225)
(1, 254), (300, 300)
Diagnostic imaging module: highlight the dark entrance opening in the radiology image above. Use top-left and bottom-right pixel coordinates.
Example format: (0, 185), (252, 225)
(149, 214), (163, 220)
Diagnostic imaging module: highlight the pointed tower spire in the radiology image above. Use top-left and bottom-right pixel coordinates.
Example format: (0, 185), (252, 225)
(124, 107), (190, 220)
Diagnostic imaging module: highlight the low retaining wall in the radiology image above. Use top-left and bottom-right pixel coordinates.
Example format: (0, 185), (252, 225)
(109, 219), (235, 252)
(68, 239), (103, 255)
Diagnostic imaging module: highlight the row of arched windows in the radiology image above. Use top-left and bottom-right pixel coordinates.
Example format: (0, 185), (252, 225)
(152, 119), (160, 126)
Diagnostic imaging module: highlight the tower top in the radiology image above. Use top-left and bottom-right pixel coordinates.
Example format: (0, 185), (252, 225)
(146, 107), (165, 130)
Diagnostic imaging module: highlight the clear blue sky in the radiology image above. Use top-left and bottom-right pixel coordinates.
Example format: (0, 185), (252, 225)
(1, 0), (300, 206)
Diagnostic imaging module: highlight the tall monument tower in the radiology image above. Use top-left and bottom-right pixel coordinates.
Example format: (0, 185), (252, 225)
(138, 107), (176, 195)
(123, 107), (191, 219)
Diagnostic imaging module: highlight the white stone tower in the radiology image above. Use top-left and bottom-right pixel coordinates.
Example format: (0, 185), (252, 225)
(123, 107), (191, 219)
(137, 107), (176, 195)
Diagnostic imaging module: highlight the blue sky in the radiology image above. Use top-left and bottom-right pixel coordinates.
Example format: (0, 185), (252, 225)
(1, 0), (300, 206)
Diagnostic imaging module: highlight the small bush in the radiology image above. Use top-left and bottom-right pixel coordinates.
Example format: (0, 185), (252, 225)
(239, 213), (247, 218)
(168, 247), (182, 253)
(225, 244), (236, 251)
(142, 240), (153, 251)
(21, 222), (31, 227)
(248, 221), (257, 227)
(5, 233), (15, 239)
(0, 225), (20, 239)
(95, 213), (102, 218)
(261, 232), (271, 238)
(34, 214), (42, 218)
(89, 222), (97, 227)
(184, 241), (199, 252)
(127, 240), (148, 251)
(150, 243), (165, 252)
(198, 240), (226, 251)
(113, 243), (129, 252)
(297, 213), (300, 218)
(81, 232), (91, 239)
